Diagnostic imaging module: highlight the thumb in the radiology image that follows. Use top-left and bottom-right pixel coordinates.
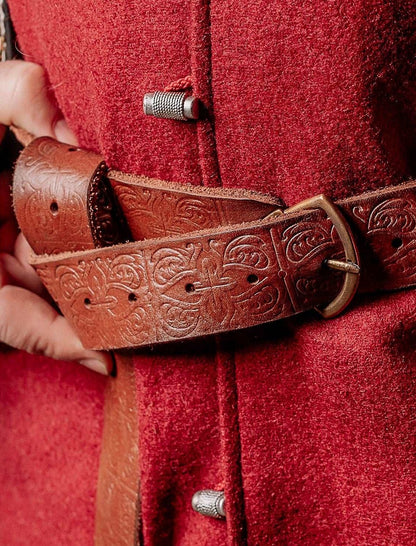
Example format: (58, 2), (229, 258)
(0, 60), (78, 145)
(0, 283), (112, 375)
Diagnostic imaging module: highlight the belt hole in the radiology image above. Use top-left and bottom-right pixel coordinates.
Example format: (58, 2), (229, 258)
(185, 283), (195, 293)
(50, 201), (59, 214)
(128, 292), (137, 302)
(84, 297), (91, 308)
(247, 274), (259, 284)
(392, 237), (403, 249)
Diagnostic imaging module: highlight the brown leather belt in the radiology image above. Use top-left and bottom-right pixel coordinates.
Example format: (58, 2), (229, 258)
(13, 137), (416, 350)
(11, 136), (416, 546)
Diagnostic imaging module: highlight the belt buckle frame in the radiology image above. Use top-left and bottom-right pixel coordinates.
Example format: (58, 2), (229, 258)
(265, 194), (361, 319)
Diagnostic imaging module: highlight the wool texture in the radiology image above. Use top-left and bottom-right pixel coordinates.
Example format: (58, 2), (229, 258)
(0, 349), (105, 545)
(3, 0), (416, 544)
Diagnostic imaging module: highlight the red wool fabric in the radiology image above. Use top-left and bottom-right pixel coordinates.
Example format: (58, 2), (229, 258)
(2, 0), (416, 544)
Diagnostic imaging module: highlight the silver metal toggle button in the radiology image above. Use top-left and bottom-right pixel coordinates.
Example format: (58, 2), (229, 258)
(191, 489), (226, 519)
(143, 91), (200, 121)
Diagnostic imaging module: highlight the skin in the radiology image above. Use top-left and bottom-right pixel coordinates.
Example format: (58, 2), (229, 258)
(0, 60), (112, 375)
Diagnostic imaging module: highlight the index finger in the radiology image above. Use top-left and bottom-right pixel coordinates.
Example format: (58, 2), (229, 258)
(0, 60), (77, 144)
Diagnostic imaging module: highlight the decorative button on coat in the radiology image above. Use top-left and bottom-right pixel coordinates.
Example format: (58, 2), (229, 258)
(143, 91), (200, 120)
(191, 489), (226, 519)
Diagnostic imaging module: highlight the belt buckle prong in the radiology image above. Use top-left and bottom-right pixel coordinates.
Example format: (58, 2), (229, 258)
(265, 194), (360, 319)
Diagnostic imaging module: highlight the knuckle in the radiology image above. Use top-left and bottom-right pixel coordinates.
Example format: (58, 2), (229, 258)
(13, 62), (46, 103)
(0, 286), (51, 357)
(26, 314), (64, 361)
(0, 60), (56, 133)
(21, 61), (45, 79)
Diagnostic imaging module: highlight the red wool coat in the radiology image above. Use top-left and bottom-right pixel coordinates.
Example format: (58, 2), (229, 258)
(1, 1), (416, 544)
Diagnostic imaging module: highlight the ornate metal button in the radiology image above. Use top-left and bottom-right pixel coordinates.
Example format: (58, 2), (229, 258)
(191, 489), (226, 519)
(143, 91), (200, 121)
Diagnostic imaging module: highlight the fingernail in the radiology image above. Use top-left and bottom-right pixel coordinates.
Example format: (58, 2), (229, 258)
(79, 357), (111, 376)
(53, 119), (78, 146)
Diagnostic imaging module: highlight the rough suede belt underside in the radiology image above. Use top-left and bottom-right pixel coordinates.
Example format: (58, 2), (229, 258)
(13, 137), (416, 351)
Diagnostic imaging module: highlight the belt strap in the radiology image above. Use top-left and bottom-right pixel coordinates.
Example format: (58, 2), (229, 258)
(13, 137), (416, 350)
(94, 354), (141, 546)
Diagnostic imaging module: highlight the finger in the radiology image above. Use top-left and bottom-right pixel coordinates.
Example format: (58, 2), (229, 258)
(0, 234), (44, 293)
(0, 253), (45, 294)
(0, 284), (112, 375)
(0, 61), (56, 135)
(14, 233), (34, 269)
(54, 118), (78, 145)
(0, 60), (78, 144)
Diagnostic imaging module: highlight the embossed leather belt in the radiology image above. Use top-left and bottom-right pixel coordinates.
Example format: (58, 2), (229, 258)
(13, 137), (416, 351)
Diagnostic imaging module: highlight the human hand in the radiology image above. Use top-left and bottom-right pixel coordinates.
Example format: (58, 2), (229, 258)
(0, 60), (113, 375)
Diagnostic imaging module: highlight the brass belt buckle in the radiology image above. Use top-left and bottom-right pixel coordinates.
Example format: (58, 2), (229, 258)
(265, 194), (360, 319)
